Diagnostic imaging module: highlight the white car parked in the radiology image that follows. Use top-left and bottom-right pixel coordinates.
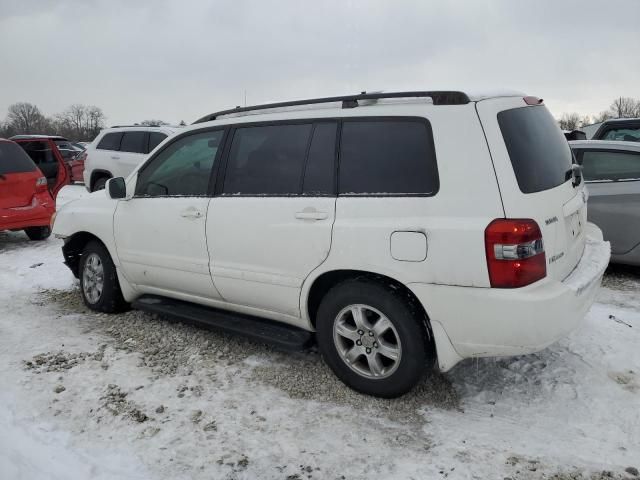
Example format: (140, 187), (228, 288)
(83, 125), (178, 192)
(53, 90), (610, 397)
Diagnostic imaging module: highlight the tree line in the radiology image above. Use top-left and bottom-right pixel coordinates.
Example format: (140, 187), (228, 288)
(558, 96), (640, 131)
(0, 102), (107, 141)
(0, 102), (187, 141)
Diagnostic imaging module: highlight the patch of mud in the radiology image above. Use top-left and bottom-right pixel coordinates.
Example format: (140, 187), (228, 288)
(98, 384), (150, 423)
(505, 455), (631, 480)
(24, 345), (106, 373)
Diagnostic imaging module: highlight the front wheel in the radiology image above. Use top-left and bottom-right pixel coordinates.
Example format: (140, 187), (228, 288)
(316, 279), (430, 398)
(24, 226), (51, 241)
(92, 176), (109, 192)
(79, 241), (129, 313)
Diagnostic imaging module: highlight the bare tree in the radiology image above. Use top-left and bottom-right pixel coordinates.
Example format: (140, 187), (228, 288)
(6, 102), (49, 134)
(558, 112), (582, 131)
(609, 97), (640, 118)
(593, 110), (614, 124)
(53, 104), (106, 140)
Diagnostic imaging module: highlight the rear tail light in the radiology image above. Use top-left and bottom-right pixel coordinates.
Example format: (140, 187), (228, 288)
(36, 176), (48, 193)
(485, 219), (546, 288)
(523, 96), (543, 105)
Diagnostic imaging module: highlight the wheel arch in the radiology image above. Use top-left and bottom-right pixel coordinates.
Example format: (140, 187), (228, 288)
(90, 170), (112, 191)
(61, 231), (107, 278)
(304, 269), (436, 357)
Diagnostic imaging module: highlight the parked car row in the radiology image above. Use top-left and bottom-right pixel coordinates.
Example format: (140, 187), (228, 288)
(52, 90), (611, 397)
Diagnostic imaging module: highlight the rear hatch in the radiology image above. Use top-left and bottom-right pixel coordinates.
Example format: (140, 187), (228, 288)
(0, 141), (40, 208)
(477, 97), (587, 281)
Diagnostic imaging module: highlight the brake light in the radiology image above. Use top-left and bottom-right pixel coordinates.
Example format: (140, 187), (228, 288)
(485, 219), (546, 288)
(36, 176), (48, 193)
(523, 96), (543, 105)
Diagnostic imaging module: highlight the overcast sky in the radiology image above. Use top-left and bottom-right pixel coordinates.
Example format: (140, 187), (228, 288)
(1, 0), (639, 126)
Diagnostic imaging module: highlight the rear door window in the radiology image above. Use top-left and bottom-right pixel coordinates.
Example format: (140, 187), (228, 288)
(0, 142), (37, 174)
(223, 124), (313, 195)
(120, 131), (148, 154)
(498, 106), (573, 194)
(338, 119), (438, 195)
(148, 132), (168, 153)
(576, 149), (640, 182)
(96, 132), (123, 151)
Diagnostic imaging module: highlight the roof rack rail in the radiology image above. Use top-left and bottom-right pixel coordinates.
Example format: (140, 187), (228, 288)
(193, 90), (470, 124)
(109, 124), (166, 128)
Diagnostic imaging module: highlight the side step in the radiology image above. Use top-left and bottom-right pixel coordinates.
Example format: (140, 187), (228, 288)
(132, 295), (314, 351)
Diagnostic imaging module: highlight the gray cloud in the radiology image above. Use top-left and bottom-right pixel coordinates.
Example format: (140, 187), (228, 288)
(1, 0), (638, 125)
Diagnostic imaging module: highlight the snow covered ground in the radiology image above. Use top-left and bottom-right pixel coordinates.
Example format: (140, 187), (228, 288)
(1, 185), (639, 480)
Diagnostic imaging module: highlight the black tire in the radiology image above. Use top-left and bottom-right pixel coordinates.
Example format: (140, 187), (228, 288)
(92, 176), (109, 192)
(24, 226), (51, 241)
(79, 241), (129, 313)
(316, 278), (430, 398)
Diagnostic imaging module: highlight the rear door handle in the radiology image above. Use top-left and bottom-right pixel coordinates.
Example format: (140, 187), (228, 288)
(180, 208), (203, 219)
(111, 155), (120, 160)
(295, 210), (328, 221)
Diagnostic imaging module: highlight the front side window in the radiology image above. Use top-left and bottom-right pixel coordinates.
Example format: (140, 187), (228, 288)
(223, 124), (312, 195)
(135, 130), (223, 197)
(338, 119), (438, 195)
(120, 131), (147, 154)
(96, 132), (123, 151)
(148, 132), (168, 153)
(577, 149), (640, 182)
(601, 127), (640, 142)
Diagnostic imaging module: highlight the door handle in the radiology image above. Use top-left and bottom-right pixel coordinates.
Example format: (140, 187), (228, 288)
(180, 208), (203, 219)
(111, 155), (120, 160)
(295, 210), (328, 221)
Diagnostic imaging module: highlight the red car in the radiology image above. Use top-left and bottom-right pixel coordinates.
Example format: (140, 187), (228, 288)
(0, 138), (69, 240)
(11, 135), (84, 183)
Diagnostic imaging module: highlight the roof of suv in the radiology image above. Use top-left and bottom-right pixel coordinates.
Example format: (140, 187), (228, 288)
(194, 89), (528, 124)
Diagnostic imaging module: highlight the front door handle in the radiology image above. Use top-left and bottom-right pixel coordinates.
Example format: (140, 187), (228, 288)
(111, 155), (120, 160)
(295, 210), (328, 221)
(180, 208), (203, 219)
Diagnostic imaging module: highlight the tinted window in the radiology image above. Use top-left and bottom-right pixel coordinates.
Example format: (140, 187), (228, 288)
(339, 120), (438, 195)
(601, 127), (640, 142)
(578, 150), (640, 182)
(223, 124), (312, 195)
(19, 141), (57, 166)
(96, 132), (123, 151)
(498, 106), (573, 194)
(136, 130), (223, 197)
(0, 142), (37, 174)
(148, 132), (167, 152)
(120, 131), (147, 154)
(303, 122), (337, 195)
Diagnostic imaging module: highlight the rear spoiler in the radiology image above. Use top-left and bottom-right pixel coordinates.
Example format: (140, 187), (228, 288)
(564, 130), (587, 141)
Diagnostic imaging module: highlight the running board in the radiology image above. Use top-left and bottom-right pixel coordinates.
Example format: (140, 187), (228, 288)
(132, 295), (314, 351)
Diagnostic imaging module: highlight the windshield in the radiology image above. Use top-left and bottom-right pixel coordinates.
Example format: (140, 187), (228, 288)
(498, 105), (573, 193)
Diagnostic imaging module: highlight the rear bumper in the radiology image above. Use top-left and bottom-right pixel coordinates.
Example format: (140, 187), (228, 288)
(410, 223), (610, 371)
(0, 198), (55, 231)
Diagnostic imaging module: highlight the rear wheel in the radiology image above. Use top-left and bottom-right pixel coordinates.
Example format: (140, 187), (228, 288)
(24, 226), (51, 241)
(316, 278), (430, 398)
(79, 241), (128, 313)
(92, 176), (109, 192)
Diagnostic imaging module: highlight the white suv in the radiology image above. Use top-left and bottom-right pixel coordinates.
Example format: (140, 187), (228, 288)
(83, 125), (178, 191)
(53, 91), (610, 397)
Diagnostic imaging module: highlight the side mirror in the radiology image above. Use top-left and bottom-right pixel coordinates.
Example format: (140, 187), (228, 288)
(106, 177), (127, 199)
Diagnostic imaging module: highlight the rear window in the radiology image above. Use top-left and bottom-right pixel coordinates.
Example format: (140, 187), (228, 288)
(0, 142), (37, 174)
(498, 106), (573, 194)
(96, 132), (123, 151)
(600, 126), (640, 142)
(148, 132), (168, 152)
(120, 131), (147, 154)
(339, 119), (438, 195)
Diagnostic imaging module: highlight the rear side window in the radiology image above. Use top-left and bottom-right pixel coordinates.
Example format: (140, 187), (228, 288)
(96, 132), (123, 151)
(498, 106), (573, 194)
(339, 120), (438, 195)
(0, 142), (37, 174)
(600, 126), (640, 142)
(120, 131), (147, 154)
(223, 124), (313, 195)
(577, 149), (640, 182)
(148, 132), (168, 152)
